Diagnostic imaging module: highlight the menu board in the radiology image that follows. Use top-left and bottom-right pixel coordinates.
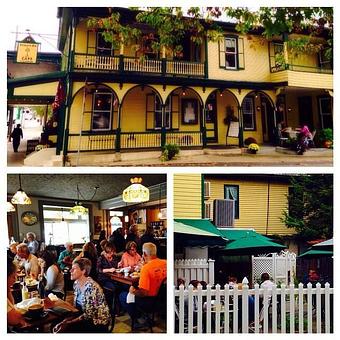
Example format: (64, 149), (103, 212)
(227, 121), (239, 137)
(26, 139), (40, 155)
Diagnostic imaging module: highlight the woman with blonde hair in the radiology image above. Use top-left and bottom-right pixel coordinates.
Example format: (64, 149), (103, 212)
(118, 241), (142, 269)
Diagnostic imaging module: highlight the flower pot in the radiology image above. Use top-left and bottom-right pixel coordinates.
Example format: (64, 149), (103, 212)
(323, 140), (332, 148)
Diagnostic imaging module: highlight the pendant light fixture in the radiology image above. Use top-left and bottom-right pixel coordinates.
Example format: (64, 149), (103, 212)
(11, 174), (31, 205)
(123, 177), (149, 203)
(70, 184), (89, 216)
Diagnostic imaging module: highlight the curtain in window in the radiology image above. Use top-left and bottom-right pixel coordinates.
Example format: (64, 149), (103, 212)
(225, 186), (238, 201)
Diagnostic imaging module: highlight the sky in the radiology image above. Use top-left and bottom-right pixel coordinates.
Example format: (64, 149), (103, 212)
(6, 3), (60, 53)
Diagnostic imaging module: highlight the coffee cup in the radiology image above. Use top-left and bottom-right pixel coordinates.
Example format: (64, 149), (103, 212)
(26, 303), (44, 319)
(124, 268), (130, 277)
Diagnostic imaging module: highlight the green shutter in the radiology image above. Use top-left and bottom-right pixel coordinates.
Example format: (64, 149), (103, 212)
(238, 37), (245, 70)
(219, 38), (226, 68)
(146, 93), (155, 130)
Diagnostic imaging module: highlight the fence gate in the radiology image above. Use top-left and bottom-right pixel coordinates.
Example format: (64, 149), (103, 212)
(252, 251), (296, 285)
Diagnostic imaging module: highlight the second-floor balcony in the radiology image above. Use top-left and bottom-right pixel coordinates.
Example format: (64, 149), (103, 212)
(73, 53), (206, 78)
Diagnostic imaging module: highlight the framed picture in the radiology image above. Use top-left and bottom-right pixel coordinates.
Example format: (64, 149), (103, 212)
(182, 99), (198, 124)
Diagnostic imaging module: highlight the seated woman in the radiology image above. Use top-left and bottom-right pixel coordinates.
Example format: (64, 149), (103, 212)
(53, 258), (111, 333)
(39, 250), (65, 299)
(75, 242), (98, 280)
(7, 258), (29, 330)
(96, 242), (119, 315)
(118, 241), (142, 270)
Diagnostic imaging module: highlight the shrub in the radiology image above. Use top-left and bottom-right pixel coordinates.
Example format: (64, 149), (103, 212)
(161, 143), (180, 161)
(244, 137), (257, 146)
(319, 128), (333, 143)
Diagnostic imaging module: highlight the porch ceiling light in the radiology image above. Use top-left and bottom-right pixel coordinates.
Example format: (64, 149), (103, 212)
(11, 174), (31, 205)
(7, 202), (16, 212)
(123, 177), (149, 203)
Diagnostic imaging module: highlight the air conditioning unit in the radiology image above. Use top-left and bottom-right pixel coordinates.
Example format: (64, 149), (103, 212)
(213, 199), (234, 227)
(204, 181), (211, 199)
(204, 202), (212, 220)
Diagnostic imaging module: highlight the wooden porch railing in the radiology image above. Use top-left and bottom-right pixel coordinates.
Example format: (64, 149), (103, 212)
(120, 132), (162, 149)
(123, 57), (162, 73)
(68, 132), (116, 152)
(166, 131), (203, 147)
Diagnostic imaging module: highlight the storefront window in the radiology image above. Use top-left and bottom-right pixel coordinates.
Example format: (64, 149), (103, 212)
(92, 92), (113, 130)
(242, 97), (255, 130)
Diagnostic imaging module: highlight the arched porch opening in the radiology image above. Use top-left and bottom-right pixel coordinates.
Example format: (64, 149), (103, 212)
(205, 89), (240, 146)
(241, 91), (275, 145)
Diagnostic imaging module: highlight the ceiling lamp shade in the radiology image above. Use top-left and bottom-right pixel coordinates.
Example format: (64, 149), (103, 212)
(11, 175), (31, 205)
(7, 202), (16, 212)
(123, 177), (149, 203)
(70, 203), (88, 216)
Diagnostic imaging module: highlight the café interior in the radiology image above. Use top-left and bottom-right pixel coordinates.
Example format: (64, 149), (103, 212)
(7, 173), (167, 333)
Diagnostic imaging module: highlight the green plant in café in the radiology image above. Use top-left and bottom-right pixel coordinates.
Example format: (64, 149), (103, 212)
(161, 143), (180, 161)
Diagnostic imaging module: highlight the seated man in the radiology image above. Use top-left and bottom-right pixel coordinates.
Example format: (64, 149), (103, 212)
(119, 242), (166, 331)
(57, 242), (76, 271)
(16, 243), (40, 279)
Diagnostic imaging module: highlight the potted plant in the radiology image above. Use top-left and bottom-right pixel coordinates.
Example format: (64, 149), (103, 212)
(319, 128), (333, 148)
(248, 143), (259, 154)
(161, 143), (180, 161)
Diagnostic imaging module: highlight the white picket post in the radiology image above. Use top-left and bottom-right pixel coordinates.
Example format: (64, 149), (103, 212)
(298, 283), (304, 333)
(208, 259), (215, 285)
(188, 284), (194, 332)
(263, 286), (269, 333)
(272, 284), (278, 333)
(215, 284), (221, 333)
(179, 284), (185, 333)
(197, 285), (203, 333)
(280, 284), (286, 333)
(223, 284), (230, 333)
(307, 283), (313, 333)
(206, 285), (212, 333)
(325, 282), (330, 333)
(233, 286), (239, 333)
(289, 283), (295, 333)
(316, 283), (322, 333)
(242, 283), (249, 333)
(254, 283), (260, 333)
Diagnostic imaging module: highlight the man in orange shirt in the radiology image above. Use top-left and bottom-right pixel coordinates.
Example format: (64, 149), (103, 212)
(119, 242), (166, 331)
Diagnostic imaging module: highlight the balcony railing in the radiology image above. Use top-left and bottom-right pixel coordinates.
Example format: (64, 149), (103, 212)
(67, 131), (117, 152)
(120, 132), (161, 149)
(73, 53), (205, 77)
(270, 60), (333, 74)
(165, 131), (203, 147)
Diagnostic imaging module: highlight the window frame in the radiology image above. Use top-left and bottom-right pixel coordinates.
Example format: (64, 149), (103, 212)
(219, 35), (245, 70)
(91, 92), (113, 131)
(224, 184), (239, 219)
(318, 96), (333, 129)
(242, 96), (256, 131)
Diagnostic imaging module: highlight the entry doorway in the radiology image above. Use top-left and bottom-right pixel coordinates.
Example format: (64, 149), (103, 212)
(298, 96), (314, 129)
(261, 95), (275, 144)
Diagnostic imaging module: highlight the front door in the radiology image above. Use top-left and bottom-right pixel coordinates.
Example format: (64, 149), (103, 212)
(205, 95), (218, 143)
(261, 97), (275, 144)
(298, 96), (314, 129)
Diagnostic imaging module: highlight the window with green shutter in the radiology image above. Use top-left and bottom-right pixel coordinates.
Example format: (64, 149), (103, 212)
(219, 35), (245, 70)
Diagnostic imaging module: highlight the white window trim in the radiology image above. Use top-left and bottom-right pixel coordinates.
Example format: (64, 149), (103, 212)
(92, 92), (113, 131)
(225, 37), (237, 70)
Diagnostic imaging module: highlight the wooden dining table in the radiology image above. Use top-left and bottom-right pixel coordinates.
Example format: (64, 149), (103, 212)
(108, 272), (140, 286)
(14, 298), (79, 333)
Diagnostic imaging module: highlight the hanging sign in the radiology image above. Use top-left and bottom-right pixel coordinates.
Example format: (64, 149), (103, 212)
(16, 36), (39, 64)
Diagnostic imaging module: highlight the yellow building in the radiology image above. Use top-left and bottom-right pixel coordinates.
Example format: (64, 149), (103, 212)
(174, 173), (294, 237)
(7, 8), (333, 163)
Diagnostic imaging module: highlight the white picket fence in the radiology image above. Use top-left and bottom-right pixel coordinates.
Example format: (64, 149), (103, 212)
(174, 282), (333, 333)
(174, 259), (215, 286)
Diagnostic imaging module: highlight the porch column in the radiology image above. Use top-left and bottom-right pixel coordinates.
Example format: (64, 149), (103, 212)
(161, 104), (166, 148)
(115, 103), (122, 152)
(238, 105), (244, 147)
(161, 46), (166, 77)
(202, 106), (207, 148)
(119, 42), (124, 72)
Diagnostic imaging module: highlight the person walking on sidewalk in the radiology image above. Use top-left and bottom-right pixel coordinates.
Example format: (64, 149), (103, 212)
(10, 124), (23, 152)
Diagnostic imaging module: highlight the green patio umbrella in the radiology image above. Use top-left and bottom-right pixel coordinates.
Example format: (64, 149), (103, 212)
(298, 249), (333, 258)
(223, 234), (286, 255)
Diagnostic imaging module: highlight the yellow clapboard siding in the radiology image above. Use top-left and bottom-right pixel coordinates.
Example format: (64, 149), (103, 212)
(174, 174), (202, 219)
(205, 178), (293, 236)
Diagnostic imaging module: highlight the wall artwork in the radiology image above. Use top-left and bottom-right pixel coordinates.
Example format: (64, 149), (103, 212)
(182, 98), (198, 124)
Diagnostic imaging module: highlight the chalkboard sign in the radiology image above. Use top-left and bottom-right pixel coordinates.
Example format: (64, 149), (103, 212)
(227, 121), (240, 138)
(26, 139), (40, 155)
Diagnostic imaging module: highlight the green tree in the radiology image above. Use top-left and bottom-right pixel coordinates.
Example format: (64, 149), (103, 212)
(282, 175), (333, 240)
